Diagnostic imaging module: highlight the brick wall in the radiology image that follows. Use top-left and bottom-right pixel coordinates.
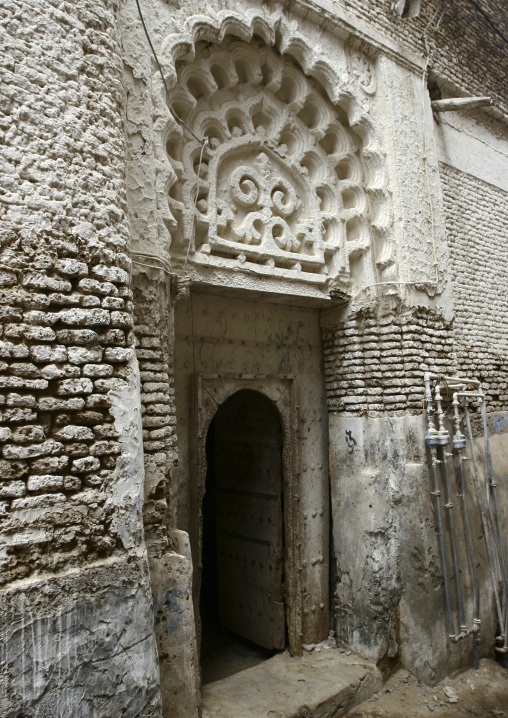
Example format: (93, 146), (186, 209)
(133, 274), (177, 555)
(441, 163), (508, 410)
(339, 0), (508, 114)
(322, 303), (455, 415)
(0, 0), (134, 585)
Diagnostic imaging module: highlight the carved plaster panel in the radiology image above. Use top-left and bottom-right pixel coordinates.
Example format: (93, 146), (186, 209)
(153, 9), (396, 299)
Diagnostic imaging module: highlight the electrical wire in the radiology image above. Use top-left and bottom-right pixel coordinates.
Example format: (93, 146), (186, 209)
(464, 0), (508, 46)
(132, 258), (172, 276)
(134, 0), (207, 145)
(131, 251), (172, 273)
(131, 250), (173, 276)
(134, 0), (210, 272)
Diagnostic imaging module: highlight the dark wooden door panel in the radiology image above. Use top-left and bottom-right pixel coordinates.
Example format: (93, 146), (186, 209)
(214, 391), (285, 650)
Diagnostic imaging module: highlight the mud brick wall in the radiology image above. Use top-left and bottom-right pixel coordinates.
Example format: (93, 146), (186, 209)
(133, 274), (177, 556)
(0, 0), (135, 585)
(441, 163), (508, 411)
(339, 0), (508, 115)
(322, 304), (455, 415)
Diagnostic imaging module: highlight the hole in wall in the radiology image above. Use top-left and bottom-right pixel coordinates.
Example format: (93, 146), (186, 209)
(342, 188), (359, 209)
(235, 58), (251, 83)
(261, 62), (274, 86)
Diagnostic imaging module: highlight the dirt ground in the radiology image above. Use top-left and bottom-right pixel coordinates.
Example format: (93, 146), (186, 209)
(346, 658), (508, 717)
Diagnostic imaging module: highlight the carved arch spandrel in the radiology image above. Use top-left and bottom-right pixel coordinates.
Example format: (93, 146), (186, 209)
(195, 374), (302, 656)
(152, 9), (397, 297)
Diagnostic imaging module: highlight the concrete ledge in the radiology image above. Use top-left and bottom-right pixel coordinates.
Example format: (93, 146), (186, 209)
(201, 649), (382, 718)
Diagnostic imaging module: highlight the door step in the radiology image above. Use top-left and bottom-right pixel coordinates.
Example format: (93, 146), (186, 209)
(201, 648), (382, 718)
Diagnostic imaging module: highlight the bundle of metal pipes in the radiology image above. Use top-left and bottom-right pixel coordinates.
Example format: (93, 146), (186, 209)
(424, 372), (508, 667)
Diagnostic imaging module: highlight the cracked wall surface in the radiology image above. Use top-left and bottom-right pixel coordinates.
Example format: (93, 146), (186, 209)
(0, 0), (161, 714)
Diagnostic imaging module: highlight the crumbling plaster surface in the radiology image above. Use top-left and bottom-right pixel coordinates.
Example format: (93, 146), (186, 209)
(0, 557), (161, 718)
(435, 110), (508, 194)
(329, 413), (497, 684)
(374, 55), (452, 313)
(0, 348), (162, 716)
(150, 529), (200, 718)
(121, 0), (460, 703)
(0, 0), (161, 713)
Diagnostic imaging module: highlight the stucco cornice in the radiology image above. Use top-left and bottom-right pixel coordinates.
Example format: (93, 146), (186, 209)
(274, 0), (426, 75)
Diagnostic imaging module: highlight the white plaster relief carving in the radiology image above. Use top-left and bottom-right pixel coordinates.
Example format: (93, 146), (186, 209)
(152, 9), (397, 296)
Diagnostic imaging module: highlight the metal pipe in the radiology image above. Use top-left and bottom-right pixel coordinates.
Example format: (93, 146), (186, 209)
(425, 378), (454, 635)
(452, 394), (481, 667)
(435, 384), (466, 629)
(462, 396), (504, 632)
(481, 402), (508, 651)
(450, 622), (480, 643)
(430, 446), (455, 636)
(424, 372), (481, 387)
(431, 96), (492, 112)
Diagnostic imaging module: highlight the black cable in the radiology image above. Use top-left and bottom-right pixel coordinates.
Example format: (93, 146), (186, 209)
(464, 0), (508, 46)
(134, 0), (207, 145)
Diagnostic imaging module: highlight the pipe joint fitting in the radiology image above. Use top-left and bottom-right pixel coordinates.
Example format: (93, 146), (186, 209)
(425, 428), (440, 448)
(452, 433), (466, 449)
(450, 625), (476, 643)
(438, 430), (450, 445)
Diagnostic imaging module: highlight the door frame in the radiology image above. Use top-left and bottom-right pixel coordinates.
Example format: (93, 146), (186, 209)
(193, 373), (303, 656)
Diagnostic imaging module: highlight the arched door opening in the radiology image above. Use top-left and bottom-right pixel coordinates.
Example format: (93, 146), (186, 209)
(200, 389), (286, 684)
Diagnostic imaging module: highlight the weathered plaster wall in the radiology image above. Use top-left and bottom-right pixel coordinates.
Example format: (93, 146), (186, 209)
(0, 0), (161, 713)
(2, 0), (505, 712)
(0, 557), (161, 718)
(328, 407), (498, 684)
(132, 270), (200, 718)
(119, 0), (470, 697)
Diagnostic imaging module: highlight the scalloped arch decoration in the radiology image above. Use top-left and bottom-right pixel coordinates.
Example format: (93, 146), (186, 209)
(152, 8), (396, 297)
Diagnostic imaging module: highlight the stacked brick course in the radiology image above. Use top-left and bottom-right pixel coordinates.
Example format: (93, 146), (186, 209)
(0, 0), (134, 584)
(441, 163), (508, 411)
(322, 304), (455, 415)
(133, 276), (177, 555)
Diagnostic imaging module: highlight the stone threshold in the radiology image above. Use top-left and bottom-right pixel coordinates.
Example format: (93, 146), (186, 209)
(201, 648), (382, 718)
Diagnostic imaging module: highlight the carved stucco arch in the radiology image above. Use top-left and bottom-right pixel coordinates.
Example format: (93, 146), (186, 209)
(152, 8), (397, 299)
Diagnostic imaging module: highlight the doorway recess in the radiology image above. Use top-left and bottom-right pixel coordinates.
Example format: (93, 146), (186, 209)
(200, 390), (286, 681)
(195, 375), (302, 658)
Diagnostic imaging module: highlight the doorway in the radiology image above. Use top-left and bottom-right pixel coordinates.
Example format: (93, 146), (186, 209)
(200, 390), (286, 683)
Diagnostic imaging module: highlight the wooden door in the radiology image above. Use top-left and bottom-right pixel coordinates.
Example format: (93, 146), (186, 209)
(214, 390), (285, 650)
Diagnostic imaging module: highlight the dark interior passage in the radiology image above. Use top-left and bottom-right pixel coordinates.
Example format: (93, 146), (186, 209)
(200, 390), (286, 684)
